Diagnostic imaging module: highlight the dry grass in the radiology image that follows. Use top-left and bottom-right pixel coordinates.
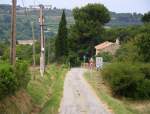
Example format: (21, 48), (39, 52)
(0, 89), (32, 114)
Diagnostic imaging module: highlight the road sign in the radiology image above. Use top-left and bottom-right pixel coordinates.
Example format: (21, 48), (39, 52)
(96, 57), (103, 69)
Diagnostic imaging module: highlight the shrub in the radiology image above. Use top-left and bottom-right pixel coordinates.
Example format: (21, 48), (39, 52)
(96, 52), (113, 62)
(14, 61), (30, 88)
(102, 62), (150, 99)
(0, 61), (30, 100)
(68, 52), (81, 67)
(139, 64), (150, 79)
(115, 41), (142, 63)
(0, 63), (17, 99)
(135, 33), (150, 62)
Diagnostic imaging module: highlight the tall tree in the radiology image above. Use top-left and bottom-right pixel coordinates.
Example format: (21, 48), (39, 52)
(135, 33), (150, 62)
(142, 12), (150, 23)
(68, 3), (110, 58)
(55, 10), (68, 59)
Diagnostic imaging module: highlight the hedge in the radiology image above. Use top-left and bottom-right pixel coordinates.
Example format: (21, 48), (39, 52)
(0, 61), (30, 100)
(102, 62), (150, 99)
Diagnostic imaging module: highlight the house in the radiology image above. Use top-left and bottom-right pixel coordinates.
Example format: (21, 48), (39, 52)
(95, 39), (120, 55)
(17, 40), (37, 45)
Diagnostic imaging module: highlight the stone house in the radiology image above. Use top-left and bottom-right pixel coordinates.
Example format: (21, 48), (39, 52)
(17, 40), (37, 45)
(95, 39), (120, 55)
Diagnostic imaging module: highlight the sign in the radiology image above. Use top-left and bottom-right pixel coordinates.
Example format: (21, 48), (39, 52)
(96, 57), (103, 69)
(83, 55), (86, 60)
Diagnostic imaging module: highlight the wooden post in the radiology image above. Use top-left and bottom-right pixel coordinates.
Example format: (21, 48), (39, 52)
(47, 39), (50, 65)
(31, 21), (36, 67)
(31, 21), (36, 79)
(10, 0), (16, 65)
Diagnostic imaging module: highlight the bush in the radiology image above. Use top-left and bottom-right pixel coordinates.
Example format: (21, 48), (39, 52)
(0, 61), (30, 100)
(139, 64), (150, 79)
(135, 33), (150, 62)
(96, 52), (113, 62)
(0, 63), (17, 99)
(14, 61), (30, 88)
(102, 62), (150, 99)
(68, 52), (81, 67)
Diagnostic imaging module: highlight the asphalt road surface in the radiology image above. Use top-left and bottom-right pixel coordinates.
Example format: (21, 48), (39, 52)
(59, 68), (112, 114)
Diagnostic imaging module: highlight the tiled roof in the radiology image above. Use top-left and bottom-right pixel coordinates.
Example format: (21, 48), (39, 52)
(95, 41), (114, 50)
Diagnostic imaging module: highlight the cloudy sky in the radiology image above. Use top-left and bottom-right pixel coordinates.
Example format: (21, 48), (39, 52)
(1, 0), (150, 13)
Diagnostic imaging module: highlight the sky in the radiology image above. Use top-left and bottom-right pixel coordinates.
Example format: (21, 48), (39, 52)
(0, 0), (150, 13)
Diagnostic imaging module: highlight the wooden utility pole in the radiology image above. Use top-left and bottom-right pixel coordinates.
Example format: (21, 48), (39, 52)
(47, 39), (50, 65)
(10, 0), (16, 65)
(31, 21), (36, 79)
(39, 5), (45, 76)
(31, 21), (36, 67)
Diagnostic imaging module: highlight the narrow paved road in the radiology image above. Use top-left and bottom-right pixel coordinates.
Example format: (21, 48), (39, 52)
(59, 68), (112, 114)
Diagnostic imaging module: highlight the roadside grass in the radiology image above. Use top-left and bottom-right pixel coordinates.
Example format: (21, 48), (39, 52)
(84, 70), (150, 114)
(27, 64), (68, 114)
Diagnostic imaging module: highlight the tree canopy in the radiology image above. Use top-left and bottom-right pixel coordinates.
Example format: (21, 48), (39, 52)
(142, 12), (150, 23)
(68, 3), (110, 60)
(73, 4), (110, 25)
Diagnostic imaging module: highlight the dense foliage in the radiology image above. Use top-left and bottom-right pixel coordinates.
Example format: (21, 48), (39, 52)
(96, 52), (113, 62)
(102, 62), (150, 99)
(102, 24), (150, 43)
(135, 33), (150, 62)
(101, 22), (150, 99)
(142, 12), (150, 23)
(55, 10), (68, 61)
(68, 3), (110, 64)
(0, 61), (30, 100)
(0, 38), (56, 66)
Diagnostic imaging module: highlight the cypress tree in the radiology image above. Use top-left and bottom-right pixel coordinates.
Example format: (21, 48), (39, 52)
(55, 10), (68, 59)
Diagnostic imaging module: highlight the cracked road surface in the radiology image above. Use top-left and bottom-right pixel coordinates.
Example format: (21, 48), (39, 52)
(59, 68), (112, 114)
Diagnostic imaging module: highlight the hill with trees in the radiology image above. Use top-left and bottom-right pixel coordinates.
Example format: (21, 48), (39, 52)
(0, 4), (143, 40)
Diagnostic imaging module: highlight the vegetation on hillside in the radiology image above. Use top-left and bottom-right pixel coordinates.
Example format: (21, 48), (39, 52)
(0, 4), (143, 40)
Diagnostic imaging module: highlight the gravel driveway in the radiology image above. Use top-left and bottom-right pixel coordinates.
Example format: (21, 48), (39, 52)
(59, 68), (112, 114)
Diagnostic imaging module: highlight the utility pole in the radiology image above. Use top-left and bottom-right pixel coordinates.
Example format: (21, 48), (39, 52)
(31, 21), (36, 79)
(10, 0), (16, 65)
(47, 39), (50, 65)
(39, 4), (45, 77)
(30, 4), (51, 76)
(31, 21), (36, 67)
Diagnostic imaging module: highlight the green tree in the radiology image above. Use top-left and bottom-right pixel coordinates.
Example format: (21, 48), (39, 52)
(55, 10), (68, 59)
(142, 12), (150, 23)
(135, 33), (150, 62)
(68, 3), (110, 59)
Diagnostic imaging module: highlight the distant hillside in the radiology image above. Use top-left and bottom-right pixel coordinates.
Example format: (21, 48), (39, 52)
(108, 12), (142, 27)
(0, 4), (143, 40)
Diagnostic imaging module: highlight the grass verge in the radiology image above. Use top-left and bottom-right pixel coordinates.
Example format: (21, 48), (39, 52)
(27, 64), (68, 114)
(84, 70), (150, 114)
